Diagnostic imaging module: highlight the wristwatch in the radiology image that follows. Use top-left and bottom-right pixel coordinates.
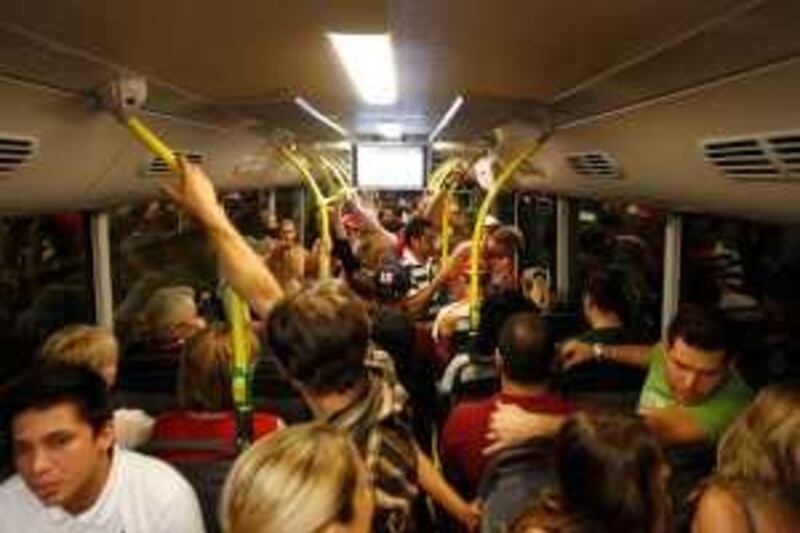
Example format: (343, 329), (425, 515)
(592, 343), (606, 361)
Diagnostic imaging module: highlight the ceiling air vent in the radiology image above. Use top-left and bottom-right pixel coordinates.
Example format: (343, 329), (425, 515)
(145, 151), (204, 176)
(703, 131), (800, 181)
(0, 134), (37, 177)
(565, 151), (619, 179)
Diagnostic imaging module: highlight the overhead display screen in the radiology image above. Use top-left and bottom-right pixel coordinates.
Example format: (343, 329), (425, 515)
(355, 144), (425, 190)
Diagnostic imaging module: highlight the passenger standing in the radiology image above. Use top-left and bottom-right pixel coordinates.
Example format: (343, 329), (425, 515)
(265, 218), (310, 294)
(442, 312), (574, 494)
(557, 269), (646, 409)
(266, 281), (479, 532)
(511, 413), (670, 533)
(39, 324), (154, 449)
(149, 324), (282, 462)
(0, 365), (205, 533)
(220, 422), (374, 533)
(693, 383), (800, 533)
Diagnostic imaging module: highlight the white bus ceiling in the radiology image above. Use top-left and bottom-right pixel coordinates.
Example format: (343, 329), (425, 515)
(0, 0), (799, 221)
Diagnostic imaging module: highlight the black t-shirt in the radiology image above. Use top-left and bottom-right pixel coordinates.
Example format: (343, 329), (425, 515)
(556, 327), (646, 398)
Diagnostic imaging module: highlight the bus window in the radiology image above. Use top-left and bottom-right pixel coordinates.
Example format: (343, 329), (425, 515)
(574, 199), (665, 340)
(681, 214), (800, 388)
(0, 213), (91, 380)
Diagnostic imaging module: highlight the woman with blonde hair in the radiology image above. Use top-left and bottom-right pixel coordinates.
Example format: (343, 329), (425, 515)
(150, 323), (282, 461)
(40, 323), (120, 386)
(220, 422), (374, 533)
(39, 324), (154, 448)
(693, 382), (800, 533)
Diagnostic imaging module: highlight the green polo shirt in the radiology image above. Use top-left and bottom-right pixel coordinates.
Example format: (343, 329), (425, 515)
(638, 344), (752, 442)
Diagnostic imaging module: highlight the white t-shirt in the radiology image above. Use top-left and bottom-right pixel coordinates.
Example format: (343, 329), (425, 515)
(0, 447), (205, 533)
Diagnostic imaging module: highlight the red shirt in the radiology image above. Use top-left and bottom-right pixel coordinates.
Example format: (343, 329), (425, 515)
(441, 391), (573, 492)
(152, 411), (281, 461)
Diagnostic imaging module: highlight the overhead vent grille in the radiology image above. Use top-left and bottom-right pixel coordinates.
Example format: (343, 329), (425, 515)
(703, 132), (800, 181)
(565, 151), (619, 179)
(0, 135), (37, 177)
(145, 151), (204, 176)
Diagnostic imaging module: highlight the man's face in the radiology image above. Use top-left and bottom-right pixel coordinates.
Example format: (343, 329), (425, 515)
(279, 221), (297, 246)
(12, 402), (113, 512)
(411, 228), (437, 261)
(665, 337), (728, 405)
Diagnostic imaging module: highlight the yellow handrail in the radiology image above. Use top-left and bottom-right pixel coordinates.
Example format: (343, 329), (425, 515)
(119, 113), (254, 448)
(224, 285), (253, 449)
(426, 156), (464, 196)
(278, 147), (334, 280)
(468, 142), (544, 328)
(438, 153), (485, 263)
(126, 116), (179, 171)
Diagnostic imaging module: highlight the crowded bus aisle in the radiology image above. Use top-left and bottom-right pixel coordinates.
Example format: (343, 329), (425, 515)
(0, 157), (798, 533)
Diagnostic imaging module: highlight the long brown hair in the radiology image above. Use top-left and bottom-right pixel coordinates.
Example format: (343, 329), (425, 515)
(178, 323), (259, 411)
(514, 413), (670, 533)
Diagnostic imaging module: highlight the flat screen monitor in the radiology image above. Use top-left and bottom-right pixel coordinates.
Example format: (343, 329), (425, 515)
(355, 144), (425, 190)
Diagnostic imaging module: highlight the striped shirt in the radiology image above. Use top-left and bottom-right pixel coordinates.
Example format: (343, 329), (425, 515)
(327, 360), (419, 533)
(400, 248), (434, 297)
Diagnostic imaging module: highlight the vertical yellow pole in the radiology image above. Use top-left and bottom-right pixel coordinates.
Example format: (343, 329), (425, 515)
(279, 148), (332, 280)
(120, 113), (254, 448)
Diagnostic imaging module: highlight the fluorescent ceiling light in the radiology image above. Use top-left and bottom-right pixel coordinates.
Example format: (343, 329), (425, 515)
(327, 33), (397, 105)
(376, 122), (403, 139)
(294, 97), (350, 138)
(428, 95), (464, 142)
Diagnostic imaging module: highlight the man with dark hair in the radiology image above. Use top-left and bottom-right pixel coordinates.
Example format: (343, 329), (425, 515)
(165, 161), (479, 530)
(441, 312), (573, 494)
(266, 280), (478, 532)
(558, 269), (645, 406)
(401, 216), (437, 295)
(496, 304), (752, 448)
(0, 364), (204, 532)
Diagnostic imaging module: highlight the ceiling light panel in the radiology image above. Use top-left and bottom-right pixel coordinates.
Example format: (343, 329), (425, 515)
(327, 33), (397, 105)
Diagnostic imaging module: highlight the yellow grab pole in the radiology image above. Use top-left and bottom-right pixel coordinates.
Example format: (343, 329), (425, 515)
(119, 113), (254, 448)
(437, 152), (485, 264)
(224, 285), (253, 449)
(426, 157), (464, 196)
(125, 116), (179, 171)
(440, 194), (452, 262)
(469, 142), (543, 328)
(279, 147), (332, 280)
(318, 154), (354, 197)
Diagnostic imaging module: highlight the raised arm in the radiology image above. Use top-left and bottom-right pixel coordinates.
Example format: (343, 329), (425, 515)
(163, 159), (283, 317)
(347, 195), (398, 249)
(403, 241), (470, 320)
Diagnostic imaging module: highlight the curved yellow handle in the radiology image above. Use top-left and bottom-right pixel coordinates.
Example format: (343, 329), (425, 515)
(121, 114), (254, 447)
(318, 154), (354, 198)
(279, 148), (333, 280)
(426, 157), (464, 196)
(468, 142), (543, 328)
(126, 116), (179, 171)
(439, 152), (485, 262)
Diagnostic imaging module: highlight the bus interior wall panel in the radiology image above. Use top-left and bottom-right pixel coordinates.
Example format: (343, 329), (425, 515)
(519, 56), (800, 224)
(0, 77), (300, 214)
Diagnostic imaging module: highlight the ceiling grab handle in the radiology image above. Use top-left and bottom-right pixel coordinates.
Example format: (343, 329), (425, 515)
(468, 142), (544, 329)
(100, 76), (254, 449)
